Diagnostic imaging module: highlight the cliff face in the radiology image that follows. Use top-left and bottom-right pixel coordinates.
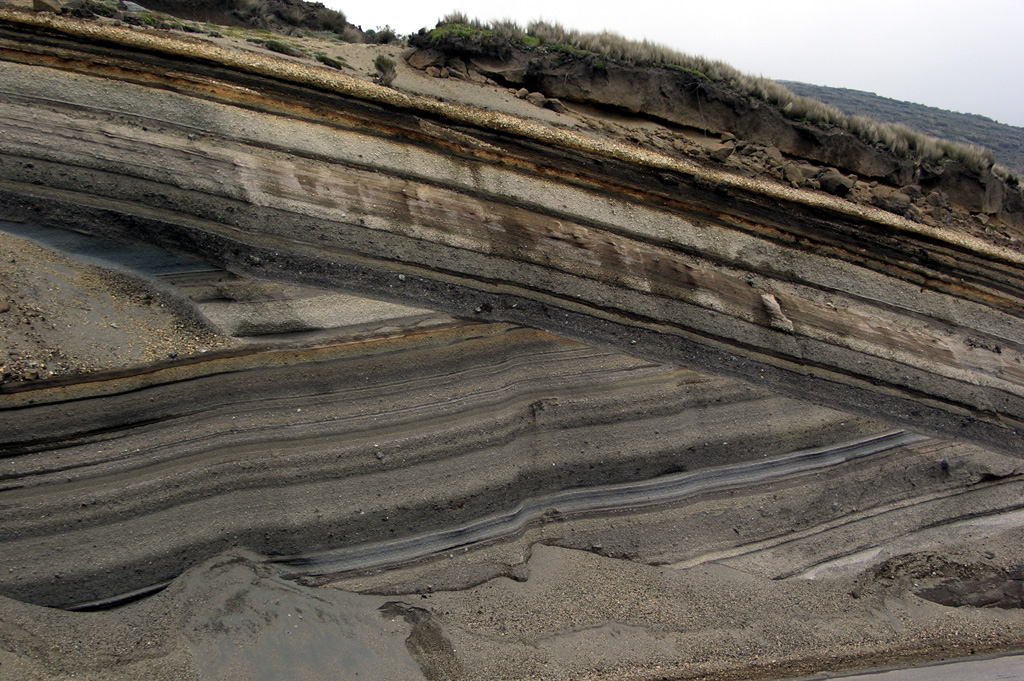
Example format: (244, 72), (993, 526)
(76, 0), (351, 34)
(406, 39), (1024, 231)
(2, 14), (1022, 452)
(1, 10), (1024, 681)
(470, 50), (916, 183)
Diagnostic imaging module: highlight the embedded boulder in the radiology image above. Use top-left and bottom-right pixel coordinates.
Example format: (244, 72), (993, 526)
(818, 168), (856, 197)
(871, 187), (913, 215)
(406, 48), (445, 70)
(524, 91), (546, 107)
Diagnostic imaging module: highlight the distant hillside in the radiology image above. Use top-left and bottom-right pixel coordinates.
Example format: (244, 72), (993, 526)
(116, 0), (351, 36)
(782, 81), (1024, 177)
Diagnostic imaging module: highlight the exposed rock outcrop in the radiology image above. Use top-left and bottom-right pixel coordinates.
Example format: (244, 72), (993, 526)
(0, 0), (62, 11)
(475, 52), (915, 181)
(404, 40), (1024, 228)
(2, 12), (1024, 681)
(131, 0), (348, 34)
(1, 14), (1022, 455)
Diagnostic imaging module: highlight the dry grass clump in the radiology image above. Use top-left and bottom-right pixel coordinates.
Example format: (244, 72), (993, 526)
(757, 84), (996, 173)
(439, 12), (482, 28)
(993, 164), (1021, 187)
(374, 54), (397, 86)
(523, 21), (740, 79)
(433, 16), (999, 174)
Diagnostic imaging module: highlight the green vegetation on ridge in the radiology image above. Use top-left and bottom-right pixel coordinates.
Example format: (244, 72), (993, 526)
(421, 13), (1005, 178)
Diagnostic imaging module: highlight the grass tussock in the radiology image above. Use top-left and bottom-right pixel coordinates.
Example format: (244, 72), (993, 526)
(994, 164), (1021, 187)
(262, 39), (303, 57)
(430, 15), (998, 174)
(364, 25), (400, 44)
(315, 53), (352, 70)
(374, 54), (397, 86)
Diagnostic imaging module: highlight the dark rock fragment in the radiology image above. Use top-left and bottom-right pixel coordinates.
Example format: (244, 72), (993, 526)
(710, 144), (735, 162)
(544, 98), (566, 113)
(819, 168), (855, 197)
(525, 92), (546, 108)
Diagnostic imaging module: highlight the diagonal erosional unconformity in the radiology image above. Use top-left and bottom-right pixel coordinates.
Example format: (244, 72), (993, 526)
(0, 16), (1022, 457)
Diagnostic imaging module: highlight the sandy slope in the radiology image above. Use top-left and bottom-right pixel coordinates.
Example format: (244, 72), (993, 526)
(0, 230), (229, 382)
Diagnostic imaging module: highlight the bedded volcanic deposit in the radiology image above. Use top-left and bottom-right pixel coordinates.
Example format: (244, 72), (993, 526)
(1, 7), (1024, 681)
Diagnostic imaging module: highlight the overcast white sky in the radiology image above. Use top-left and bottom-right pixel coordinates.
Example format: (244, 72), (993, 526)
(324, 0), (1024, 128)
